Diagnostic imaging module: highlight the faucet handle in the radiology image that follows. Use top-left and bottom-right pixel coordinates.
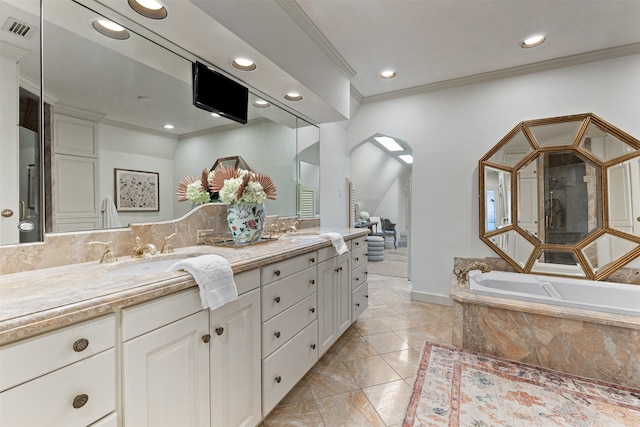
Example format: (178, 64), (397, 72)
(161, 233), (178, 254)
(87, 241), (117, 264)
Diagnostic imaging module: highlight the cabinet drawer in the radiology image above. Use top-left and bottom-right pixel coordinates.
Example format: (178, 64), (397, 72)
(262, 320), (318, 416)
(352, 282), (369, 321)
(0, 314), (115, 392)
(317, 246), (338, 263)
(262, 266), (317, 320)
(262, 293), (317, 357)
(0, 349), (116, 427)
(89, 412), (117, 427)
(352, 263), (368, 290)
(235, 268), (260, 295)
(122, 288), (201, 341)
(351, 246), (368, 270)
(261, 252), (317, 285)
(350, 236), (367, 250)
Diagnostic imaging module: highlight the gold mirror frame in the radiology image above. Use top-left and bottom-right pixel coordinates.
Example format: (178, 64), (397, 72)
(480, 113), (640, 279)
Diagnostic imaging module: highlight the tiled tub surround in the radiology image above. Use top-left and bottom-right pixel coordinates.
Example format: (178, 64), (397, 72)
(450, 258), (640, 389)
(0, 204), (335, 346)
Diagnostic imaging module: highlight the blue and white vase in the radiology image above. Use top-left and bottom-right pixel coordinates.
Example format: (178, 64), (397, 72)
(227, 202), (266, 244)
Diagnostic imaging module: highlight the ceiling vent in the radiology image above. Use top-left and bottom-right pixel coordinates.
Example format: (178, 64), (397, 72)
(2, 17), (38, 40)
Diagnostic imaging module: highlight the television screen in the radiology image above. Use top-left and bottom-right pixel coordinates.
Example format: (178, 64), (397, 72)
(192, 61), (248, 124)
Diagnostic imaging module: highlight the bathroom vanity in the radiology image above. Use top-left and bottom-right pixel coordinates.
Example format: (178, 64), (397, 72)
(0, 228), (369, 426)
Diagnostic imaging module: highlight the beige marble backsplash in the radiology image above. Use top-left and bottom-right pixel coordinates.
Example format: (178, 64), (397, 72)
(0, 204), (319, 275)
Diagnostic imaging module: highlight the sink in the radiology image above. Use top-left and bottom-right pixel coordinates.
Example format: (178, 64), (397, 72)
(105, 257), (194, 277)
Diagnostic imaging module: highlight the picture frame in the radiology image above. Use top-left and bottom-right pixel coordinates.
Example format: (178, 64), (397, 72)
(114, 168), (159, 212)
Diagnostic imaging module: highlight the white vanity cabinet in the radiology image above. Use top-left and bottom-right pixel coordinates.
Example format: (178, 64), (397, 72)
(0, 314), (116, 427)
(121, 288), (210, 427)
(317, 246), (351, 356)
(350, 236), (369, 322)
(260, 252), (319, 416)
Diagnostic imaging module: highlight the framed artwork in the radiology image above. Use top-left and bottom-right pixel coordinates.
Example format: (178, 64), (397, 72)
(114, 168), (159, 212)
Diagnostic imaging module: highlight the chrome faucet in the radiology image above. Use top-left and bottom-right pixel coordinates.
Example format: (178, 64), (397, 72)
(131, 236), (157, 258)
(453, 261), (491, 284)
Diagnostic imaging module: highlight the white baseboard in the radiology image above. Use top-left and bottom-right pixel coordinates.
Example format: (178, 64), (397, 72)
(410, 290), (453, 306)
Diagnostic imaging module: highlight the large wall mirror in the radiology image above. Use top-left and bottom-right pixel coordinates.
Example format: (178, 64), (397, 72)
(0, 0), (319, 246)
(480, 113), (640, 280)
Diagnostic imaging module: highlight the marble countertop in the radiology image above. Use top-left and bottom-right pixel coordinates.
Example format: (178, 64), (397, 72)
(0, 228), (368, 345)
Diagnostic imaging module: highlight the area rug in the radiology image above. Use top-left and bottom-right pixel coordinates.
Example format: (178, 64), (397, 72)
(367, 247), (407, 278)
(403, 342), (640, 426)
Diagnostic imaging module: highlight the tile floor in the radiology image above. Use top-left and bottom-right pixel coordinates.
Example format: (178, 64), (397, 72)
(261, 269), (454, 426)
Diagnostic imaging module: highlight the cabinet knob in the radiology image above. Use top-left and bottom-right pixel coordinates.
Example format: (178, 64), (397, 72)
(310, 344), (316, 350)
(355, 257), (359, 262)
(355, 242), (359, 246)
(274, 270), (281, 277)
(310, 279), (315, 285)
(72, 394), (89, 409)
(355, 303), (360, 307)
(274, 331), (281, 338)
(355, 277), (359, 282)
(335, 267), (340, 273)
(202, 334), (211, 343)
(73, 338), (89, 352)
(309, 257), (315, 263)
(215, 327), (224, 336)
(310, 307), (315, 313)
(365, 295), (369, 298)
(275, 376), (282, 384)
(274, 296), (281, 303)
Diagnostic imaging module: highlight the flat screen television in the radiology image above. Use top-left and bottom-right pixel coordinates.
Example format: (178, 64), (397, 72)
(192, 61), (248, 125)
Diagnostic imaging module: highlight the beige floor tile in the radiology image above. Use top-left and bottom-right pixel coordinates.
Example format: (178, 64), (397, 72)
(376, 314), (420, 331)
(332, 335), (379, 361)
(359, 305), (400, 319)
(315, 390), (385, 427)
(380, 348), (422, 379)
(305, 353), (360, 399)
(262, 400), (324, 427)
(352, 317), (392, 336)
(343, 355), (402, 388)
(362, 379), (411, 426)
(277, 379), (315, 406)
(364, 331), (411, 354)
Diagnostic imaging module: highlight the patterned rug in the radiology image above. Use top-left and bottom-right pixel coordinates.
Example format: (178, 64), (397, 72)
(367, 247), (407, 278)
(403, 342), (640, 426)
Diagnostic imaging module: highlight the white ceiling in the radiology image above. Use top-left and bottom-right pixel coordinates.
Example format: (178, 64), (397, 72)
(283, 0), (640, 101)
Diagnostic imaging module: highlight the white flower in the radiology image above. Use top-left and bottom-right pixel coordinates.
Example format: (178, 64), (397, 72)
(219, 177), (242, 204)
(186, 180), (210, 205)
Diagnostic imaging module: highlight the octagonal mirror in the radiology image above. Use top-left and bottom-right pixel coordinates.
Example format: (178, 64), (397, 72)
(480, 113), (640, 280)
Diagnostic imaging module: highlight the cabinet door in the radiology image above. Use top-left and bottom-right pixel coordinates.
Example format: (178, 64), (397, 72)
(210, 288), (261, 427)
(336, 253), (351, 336)
(318, 257), (338, 356)
(123, 311), (210, 427)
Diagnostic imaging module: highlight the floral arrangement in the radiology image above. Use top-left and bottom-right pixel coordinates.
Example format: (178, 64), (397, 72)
(177, 166), (277, 206)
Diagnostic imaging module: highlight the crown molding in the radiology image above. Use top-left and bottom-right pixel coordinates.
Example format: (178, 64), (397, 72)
(361, 43), (640, 104)
(277, 0), (356, 79)
(350, 86), (363, 106)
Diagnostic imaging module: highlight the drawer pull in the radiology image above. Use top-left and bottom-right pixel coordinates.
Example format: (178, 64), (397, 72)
(73, 338), (89, 352)
(274, 296), (281, 303)
(72, 394), (89, 409)
(274, 270), (281, 277)
(215, 327), (224, 336)
(275, 376), (282, 384)
(365, 295), (369, 298)
(202, 334), (211, 343)
(355, 242), (359, 246)
(310, 279), (315, 285)
(309, 257), (315, 263)
(311, 344), (316, 350)
(355, 277), (360, 282)
(355, 257), (359, 262)
(355, 303), (360, 307)
(310, 307), (315, 313)
(274, 331), (281, 338)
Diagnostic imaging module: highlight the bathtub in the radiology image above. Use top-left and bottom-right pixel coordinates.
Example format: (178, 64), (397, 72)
(468, 270), (640, 317)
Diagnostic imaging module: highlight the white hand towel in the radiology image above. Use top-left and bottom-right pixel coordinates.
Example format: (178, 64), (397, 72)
(101, 196), (121, 228)
(167, 255), (238, 310)
(318, 232), (349, 255)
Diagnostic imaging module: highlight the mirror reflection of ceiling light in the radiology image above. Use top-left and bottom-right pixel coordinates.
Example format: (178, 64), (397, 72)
(284, 92), (303, 101)
(399, 155), (413, 164)
(128, 0), (168, 20)
(253, 100), (271, 108)
(375, 136), (403, 151)
(521, 34), (546, 48)
(211, 112), (220, 118)
(163, 124), (174, 129)
(231, 58), (257, 71)
(92, 19), (130, 40)
(380, 70), (397, 79)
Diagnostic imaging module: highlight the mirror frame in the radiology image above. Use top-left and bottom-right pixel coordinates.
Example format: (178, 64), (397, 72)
(480, 113), (640, 280)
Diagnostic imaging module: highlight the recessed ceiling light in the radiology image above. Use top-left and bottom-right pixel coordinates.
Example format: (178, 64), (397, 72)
(380, 70), (397, 79)
(253, 100), (271, 108)
(375, 136), (403, 152)
(521, 34), (546, 48)
(398, 155), (413, 164)
(231, 58), (257, 72)
(163, 124), (174, 129)
(128, 0), (168, 20)
(284, 92), (303, 101)
(137, 96), (151, 103)
(91, 19), (130, 40)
